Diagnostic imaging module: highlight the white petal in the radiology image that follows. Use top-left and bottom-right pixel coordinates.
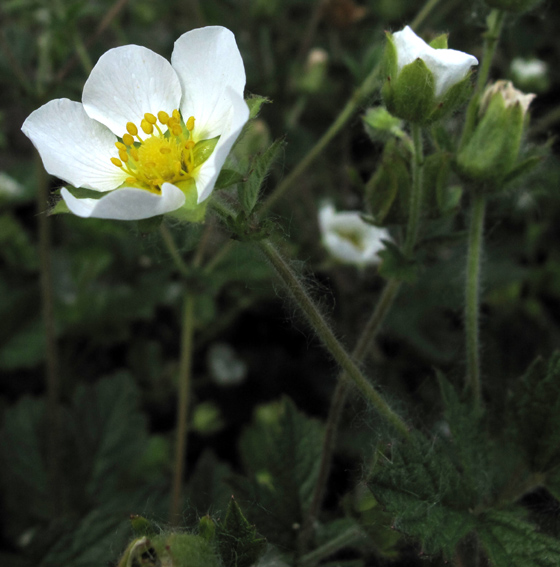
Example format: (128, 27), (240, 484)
(61, 182), (185, 220)
(194, 88), (249, 203)
(393, 25), (478, 98)
(22, 99), (126, 191)
(82, 45), (182, 136)
(172, 26), (246, 140)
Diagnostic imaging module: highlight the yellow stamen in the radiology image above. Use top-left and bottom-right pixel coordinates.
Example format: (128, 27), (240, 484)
(172, 109), (181, 121)
(186, 116), (195, 131)
(111, 157), (123, 167)
(184, 140), (195, 150)
(122, 133), (134, 146)
(130, 148), (139, 161)
(115, 141), (127, 150)
(118, 149), (129, 163)
(158, 111), (169, 124)
(171, 125), (182, 136)
(126, 177), (136, 184)
(126, 122), (138, 136)
(141, 119), (153, 135)
(144, 113), (157, 124)
(159, 147), (171, 154)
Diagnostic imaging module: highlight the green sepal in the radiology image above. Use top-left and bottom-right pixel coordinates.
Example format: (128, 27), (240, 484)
(129, 514), (158, 537)
(199, 515), (216, 542)
(224, 210), (272, 242)
(484, 0), (543, 13)
(246, 95), (271, 120)
(429, 33), (449, 49)
(362, 106), (405, 142)
(238, 137), (284, 214)
(216, 497), (267, 567)
(192, 136), (220, 170)
(215, 168), (245, 190)
(381, 31), (399, 82)
(378, 241), (418, 283)
(388, 58), (436, 124)
(456, 94), (525, 190)
(428, 71), (474, 123)
(168, 178), (208, 223)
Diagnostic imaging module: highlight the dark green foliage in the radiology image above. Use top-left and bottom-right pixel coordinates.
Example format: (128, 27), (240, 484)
(507, 352), (560, 474)
(230, 398), (324, 549)
(216, 498), (267, 567)
(215, 169), (245, 190)
(378, 241), (418, 283)
(369, 431), (477, 558)
(478, 510), (560, 566)
(238, 138), (285, 214)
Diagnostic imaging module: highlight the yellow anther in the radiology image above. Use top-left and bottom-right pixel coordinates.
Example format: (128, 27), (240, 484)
(126, 177), (136, 184)
(171, 125), (182, 136)
(172, 109), (181, 121)
(184, 140), (195, 150)
(144, 113), (157, 124)
(159, 147), (171, 154)
(122, 133), (134, 146)
(130, 148), (139, 161)
(141, 119), (153, 135)
(158, 111), (169, 124)
(126, 122), (138, 136)
(118, 149), (129, 163)
(115, 141), (127, 150)
(167, 116), (178, 127)
(110, 157), (123, 167)
(186, 116), (195, 131)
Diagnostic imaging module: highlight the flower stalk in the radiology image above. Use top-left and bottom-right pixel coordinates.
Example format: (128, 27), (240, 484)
(465, 191), (485, 406)
(404, 123), (424, 257)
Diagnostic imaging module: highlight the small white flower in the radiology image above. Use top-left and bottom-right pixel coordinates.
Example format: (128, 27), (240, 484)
(511, 58), (547, 82)
(22, 26), (249, 220)
(319, 203), (389, 267)
(392, 26), (478, 97)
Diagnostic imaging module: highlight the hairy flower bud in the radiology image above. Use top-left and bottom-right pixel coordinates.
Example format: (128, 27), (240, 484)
(381, 26), (478, 125)
(457, 81), (536, 190)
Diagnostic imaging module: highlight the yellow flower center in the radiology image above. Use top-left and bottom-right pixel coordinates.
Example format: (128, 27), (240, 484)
(110, 109), (204, 194)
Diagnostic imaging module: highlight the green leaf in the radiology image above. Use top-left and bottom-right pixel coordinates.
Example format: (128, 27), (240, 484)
(507, 352), (560, 473)
(478, 510), (560, 567)
(192, 136), (220, 170)
(378, 241), (418, 283)
(216, 497), (267, 567)
(231, 397), (324, 548)
(369, 432), (476, 558)
(246, 95), (271, 120)
(215, 168), (245, 190)
(238, 138), (284, 214)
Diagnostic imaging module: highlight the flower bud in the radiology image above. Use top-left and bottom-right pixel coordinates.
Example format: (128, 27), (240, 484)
(457, 81), (536, 190)
(381, 26), (478, 125)
(484, 0), (543, 13)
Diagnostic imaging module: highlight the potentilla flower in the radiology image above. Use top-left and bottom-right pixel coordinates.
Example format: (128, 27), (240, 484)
(382, 26), (478, 124)
(319, 203), (389, 267)
(22, 26), (249, 220)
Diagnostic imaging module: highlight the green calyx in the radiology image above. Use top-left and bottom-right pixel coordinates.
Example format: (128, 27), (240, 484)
(457, 93), (526, 190)
(381, 32), (473, 125)
(484, 0), (543, 13)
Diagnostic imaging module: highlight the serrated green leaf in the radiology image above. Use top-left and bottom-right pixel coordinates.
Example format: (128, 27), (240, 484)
(215, 169), (245, 190)
(231, 397), (324, 549)
(246, 95), (271, 120)
(238, 138), (284, 214)
(507, 352), (560, 473)
(217, 498), (267, 567)
(478, 510), (560, 567)
(369, 432), (476, 558)
(378, 241), (418, 283)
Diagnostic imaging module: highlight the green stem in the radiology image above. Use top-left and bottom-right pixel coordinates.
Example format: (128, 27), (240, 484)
(169, 294), (196, 524)
(257, 238), (409, 437)
(403, 124), (424, 257)
(460, 9), (505, 150)
(465, 191), (486, 406)
(36, 156), (62, 515)
(299, 527), (364, 567)
(160, 223), (190, 278)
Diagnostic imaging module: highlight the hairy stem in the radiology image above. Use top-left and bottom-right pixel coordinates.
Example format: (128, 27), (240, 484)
(36, 156), (62, 515)
(465, 191), (485, 406)
(404, 123), (425, 257)
(169, 294), (196, 524)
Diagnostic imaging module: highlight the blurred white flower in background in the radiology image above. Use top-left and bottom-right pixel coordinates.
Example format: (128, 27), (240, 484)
(318, 203), (390, 267)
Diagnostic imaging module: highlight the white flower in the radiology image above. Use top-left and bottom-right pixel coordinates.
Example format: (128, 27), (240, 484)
(511, 58), (547, 82)
(22, 26), (249, 220)
(319, 204), (389, 267)
(392, 26), (478, 97)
